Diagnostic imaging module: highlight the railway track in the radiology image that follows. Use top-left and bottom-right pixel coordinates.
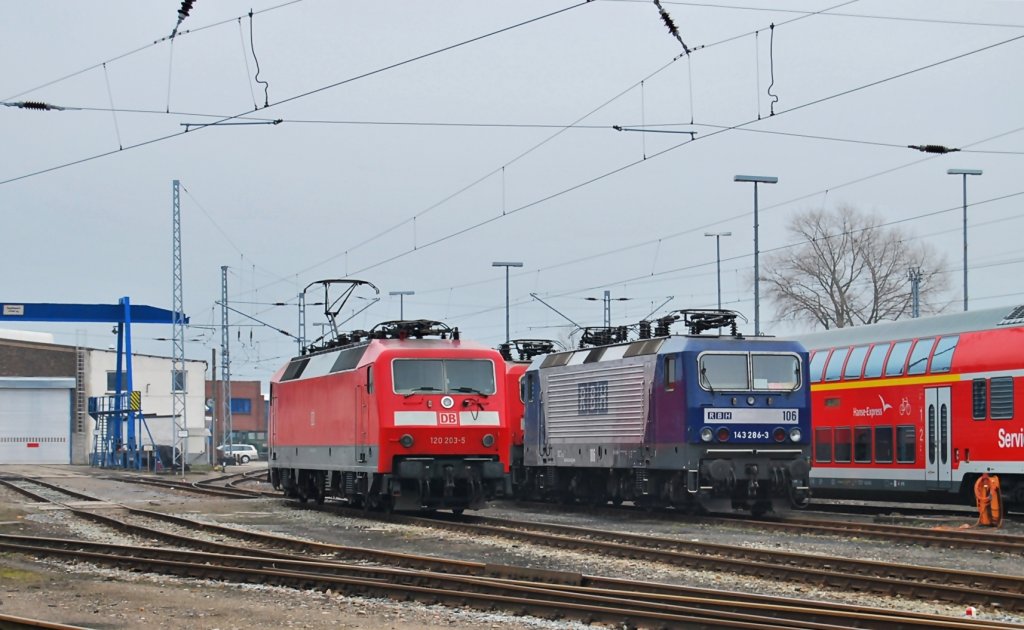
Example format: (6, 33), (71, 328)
(1, 473), (1015, 629)
(0, 613), (93, 630)
(498, 498), (1024, 553)
(709, 513), (1024, 553)
(349, 509), (1024, 612)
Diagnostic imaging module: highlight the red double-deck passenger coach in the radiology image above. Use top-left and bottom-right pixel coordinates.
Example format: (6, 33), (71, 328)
(796, 305), (1024, 506)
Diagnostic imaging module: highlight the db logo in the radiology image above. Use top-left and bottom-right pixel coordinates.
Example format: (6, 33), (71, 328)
(438, 412), (458, 425)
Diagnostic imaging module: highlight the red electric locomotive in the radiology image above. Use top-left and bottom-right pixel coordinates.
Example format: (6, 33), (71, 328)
(269, 282), (510, 512)
(795, 304), (1024, 506)
(497, 339), (558, 490)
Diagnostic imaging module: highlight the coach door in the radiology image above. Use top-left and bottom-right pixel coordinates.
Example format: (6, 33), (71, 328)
(925, 387), (952, 488)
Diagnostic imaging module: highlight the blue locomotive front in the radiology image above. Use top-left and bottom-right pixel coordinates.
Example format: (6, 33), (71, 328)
(519, 310), (811, 515)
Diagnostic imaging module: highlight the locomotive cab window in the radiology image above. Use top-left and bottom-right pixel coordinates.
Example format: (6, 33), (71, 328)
(392, 359), (496, 395)
(664, 355), (677, 391)
(699, 353), (748, 391)
(751, 353), (800, 390)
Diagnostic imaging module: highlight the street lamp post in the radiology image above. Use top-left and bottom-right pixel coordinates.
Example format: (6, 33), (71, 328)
(492, 261), (523, 344)
(734, 174), (778, 336)
(947, 169), (982, 312)
(704, 231), (732, 310)
(389, 290), (414, 319)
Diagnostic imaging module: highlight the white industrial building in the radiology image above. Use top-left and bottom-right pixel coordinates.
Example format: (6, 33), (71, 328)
(0, 332), (207, 466)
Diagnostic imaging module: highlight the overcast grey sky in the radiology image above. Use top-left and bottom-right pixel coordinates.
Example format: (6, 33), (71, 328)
(1, 1), (1022, 383)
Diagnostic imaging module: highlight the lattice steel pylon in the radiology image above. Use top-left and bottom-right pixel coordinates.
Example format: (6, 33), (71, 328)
(220, 265), (232, 451)
(171, 180), (188, 475)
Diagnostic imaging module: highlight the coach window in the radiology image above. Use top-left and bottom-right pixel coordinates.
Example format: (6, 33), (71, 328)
(884, 340), (912, 377)
(808, 350), (828, 384)
(874, 426), (894, 463)
(927, 403), (936, 464)
(990, 377), (1014, 419)
(814, 427), (833, 463)
(853, 426), (871, 463)
(896, 425), (916, 463)
(824, 347), (849, 382)
(972, 379), (987, 420)
(844, 345), (869, 380)
(834, 427), (852, 463)
(905, 338), (935, 376)
(929, 335), (959, 373)
(862, 343), (888, 379)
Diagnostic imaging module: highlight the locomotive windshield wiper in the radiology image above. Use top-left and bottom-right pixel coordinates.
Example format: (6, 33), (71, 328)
(403, 386), (441, 397)
(453, 386), (489, 397)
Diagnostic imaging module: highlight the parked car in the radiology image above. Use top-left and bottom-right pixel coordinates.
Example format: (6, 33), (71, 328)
(216, 443), (259, 465)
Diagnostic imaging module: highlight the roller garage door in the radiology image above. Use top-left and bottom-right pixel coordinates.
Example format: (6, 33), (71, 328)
(0, 378), (73, 464)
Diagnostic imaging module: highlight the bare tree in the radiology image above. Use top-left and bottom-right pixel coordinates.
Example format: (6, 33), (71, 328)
(763, 205), (949, 329)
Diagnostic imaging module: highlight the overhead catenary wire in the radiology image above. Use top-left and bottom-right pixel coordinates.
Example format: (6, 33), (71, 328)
(606, 0), (1024, 29)
(101, 64), (123, 150)
(314, 35), (1024, 285)
(0, 2), (593, 188)
(1, 0), (305, 103)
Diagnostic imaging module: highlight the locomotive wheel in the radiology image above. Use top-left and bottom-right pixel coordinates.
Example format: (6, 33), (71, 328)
(452, 507), (465, 516)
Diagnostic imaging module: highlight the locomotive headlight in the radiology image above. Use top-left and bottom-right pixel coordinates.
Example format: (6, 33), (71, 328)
(716, 427), (730, 442)
(773, 427), (787, 442)
(789, 427), (802, 442)
(746, 396), (756, 406)
(482, 433), (495, 448)
(700, 427), (714, 442)
(399, 434), (414, 448)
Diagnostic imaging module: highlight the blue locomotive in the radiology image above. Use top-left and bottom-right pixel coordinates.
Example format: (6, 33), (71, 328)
(516, 310), (812, 515)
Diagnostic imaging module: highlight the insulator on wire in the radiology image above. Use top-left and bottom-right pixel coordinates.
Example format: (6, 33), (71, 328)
(3, 101), (66, 111)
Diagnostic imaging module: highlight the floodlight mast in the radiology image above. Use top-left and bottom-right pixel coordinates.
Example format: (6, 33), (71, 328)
(388, 290), (414, 319)
(947, 168), (982, 311)
(492, 262), (523, 344)
(733, 174), (778, 335)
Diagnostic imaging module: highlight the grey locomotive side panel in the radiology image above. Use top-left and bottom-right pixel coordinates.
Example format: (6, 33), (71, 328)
(543, 359), (652, 444)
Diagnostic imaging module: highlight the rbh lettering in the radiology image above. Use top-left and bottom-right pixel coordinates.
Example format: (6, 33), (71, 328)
(577, 381), (609, 415)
